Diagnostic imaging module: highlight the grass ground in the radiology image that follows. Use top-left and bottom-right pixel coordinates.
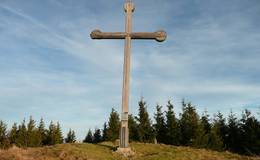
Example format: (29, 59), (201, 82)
(0, 142), (259, 160)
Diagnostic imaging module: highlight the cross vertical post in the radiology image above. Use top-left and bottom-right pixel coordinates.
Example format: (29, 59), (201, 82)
(120, 1), (134, 149)
(90, 1), (166, 151)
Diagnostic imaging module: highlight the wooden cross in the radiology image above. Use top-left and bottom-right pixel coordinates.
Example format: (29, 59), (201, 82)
(90, 1), (166, 149)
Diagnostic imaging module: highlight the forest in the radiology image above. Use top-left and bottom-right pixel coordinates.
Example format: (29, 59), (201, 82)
(0, 98), (259, 156)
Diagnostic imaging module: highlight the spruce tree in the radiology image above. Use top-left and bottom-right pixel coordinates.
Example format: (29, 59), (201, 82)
(71, 130), (76, 143)
(136, 98), (154, 142)
(206, 112), (228, 151)
(38, 118), (47, 146)
(27, 116), (41, 147)
(107, 108), (120, 142)
(207, 124), (224, 151)
(257, 119), (260, 155)
(201, 111), (211, 134)
(128, 114), (139, 142)
(179, 101), (199, 145)
(193, 121), (209, 148)
(0, 120), (10, 149)
(213, 111), (228, 149)
(165, 100), (180, 145)
(193, 111), (211, 148)
(93, 129), (102, 143)
(102, 122), (108, 141)
(17, 119), (27, 147)
(46, 121), (56, 145)
(83, 129), (93, 143)
(193, 111), (224, 151)
(8, 123), (18, 145)
(54, 122), (63, 144)
(65, 129), (76, 143)
(154, 104), (167, 144)
(240, 109), (260, 155)
(227, 111), (241, 153)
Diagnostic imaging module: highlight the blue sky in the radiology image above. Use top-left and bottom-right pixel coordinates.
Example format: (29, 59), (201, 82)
(0, 0), (260, 140)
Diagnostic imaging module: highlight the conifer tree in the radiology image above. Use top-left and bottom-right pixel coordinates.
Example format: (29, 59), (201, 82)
(257, 119), (260, 155)
(165, 100), (180, 145)
(204, 112), (227, 151)
(17, 119), (27, 147)
(93, 129), (102, 143)
(193, 111), (224, 151)
(213, 111), (228, 149)
(193, 111), (211, 148)
(46, 121), (56, 145)
(38, 118), (47, 146)
(227, 111), (241, 153)
(240, 109), (260, 155)
(27, 116), (41, 147)
(136, 98), (154, 142)
(107, 108), (120, 142)
(201, 111), (211, 134)
(179, 101), (199, 145)
(128, 114), (139, 141)
(8, 123), (18, 145)
(208, 122), (224, 151)
(65, 129), (76, 143)
(102, 122), (108, 141)
(71, 130), (76, 143)
(193, 120), (209, 148)
(154, 104), (167, 143)
(54, 122), (63, 144)
(0, 120), (10, 149)
(83, 129), (93, 143)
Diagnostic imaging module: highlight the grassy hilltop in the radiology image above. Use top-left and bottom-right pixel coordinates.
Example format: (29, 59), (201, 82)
(0, 142), (259, 160)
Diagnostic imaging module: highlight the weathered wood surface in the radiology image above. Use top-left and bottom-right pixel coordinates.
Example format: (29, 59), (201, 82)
(90, 30), (167, 42)
(90, 30), (126, 39)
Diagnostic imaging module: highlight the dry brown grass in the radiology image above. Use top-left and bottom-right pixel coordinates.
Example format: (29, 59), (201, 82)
(0, 143), (259, 160)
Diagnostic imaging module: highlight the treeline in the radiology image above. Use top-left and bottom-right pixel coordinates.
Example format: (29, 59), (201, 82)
(1, 98), (260, 156)
(0, 116), (76, 149)
(85, 98), (260, 155)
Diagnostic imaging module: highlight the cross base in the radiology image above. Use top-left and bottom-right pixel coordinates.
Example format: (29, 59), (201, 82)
(116, 147), (134, 157)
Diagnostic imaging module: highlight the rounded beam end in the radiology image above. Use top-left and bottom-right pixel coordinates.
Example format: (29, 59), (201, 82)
(155, 30), (167, 42)
(90, 29), (102, 39)
(124, 2), (135, 12)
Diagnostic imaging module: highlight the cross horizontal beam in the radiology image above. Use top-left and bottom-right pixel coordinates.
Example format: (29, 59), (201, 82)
(90, 29), (167, 42)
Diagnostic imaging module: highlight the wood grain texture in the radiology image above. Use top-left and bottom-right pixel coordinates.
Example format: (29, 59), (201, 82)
(90, 30), (167, 42)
